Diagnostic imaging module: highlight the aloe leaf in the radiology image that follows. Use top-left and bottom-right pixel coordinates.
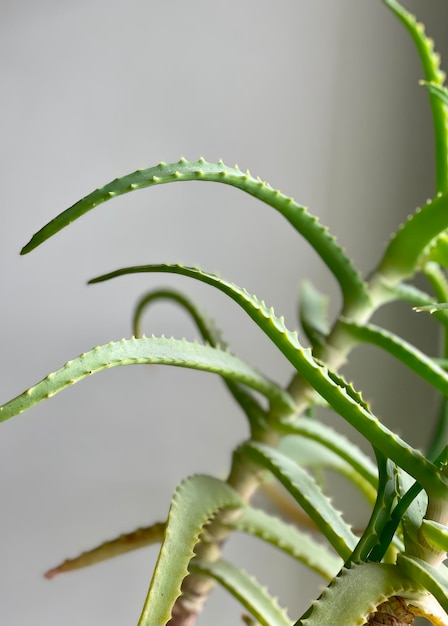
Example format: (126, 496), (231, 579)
(138, 475), (243, 626)
(421, 228), (448, 269)
(276, 418), (377, 491)
(229, 506), (342, 580)
(295, 562), (418, 626)
(132, 288), (269, 433)
(44, 522), (166, 579)
(384, 0), (447, 195)
(298, 281), (329, 349)
(239, 441), (357, 560)
(277, 435), (375, 504)
(397, 554), (448, 616)
(190, 558), (293, 626)
(348, 453), (399, 564)
(420, 519), (448, 554)
(384, 281), (448, 325)
(89, 262), (447, 495)
(21, 158), (369, 308)
(377, 193), (448, 283)
(0, 336), (295, 424)
(339, 319), (448, 395)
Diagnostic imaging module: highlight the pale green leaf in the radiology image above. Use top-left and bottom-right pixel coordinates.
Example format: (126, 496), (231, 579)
(44, 522), (166, 579)
(21, 158), (368, 308)
(397, 554), (448, 617)
(190, 558), (292, 626)
(138, 475), (243, 626)
(239, 441), (357, 560)
(0, 336), (295, 424)
(339, 319), (448, 395)
(229, 506), (342, 580)
(296, 562), (418, 626)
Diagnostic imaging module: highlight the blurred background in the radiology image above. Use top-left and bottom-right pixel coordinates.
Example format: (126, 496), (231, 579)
(1, 1), (448, 624)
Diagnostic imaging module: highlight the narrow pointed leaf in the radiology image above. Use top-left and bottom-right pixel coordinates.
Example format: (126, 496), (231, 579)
(421, 519), (448, 553)
(277, 435), (375, 503)
(377, 193), (448, 283)
(138, 475), (244, 626)
(44, 522), (166, 579)
(229, 506), (342, 580)
(276, 418), (377, 489)
(0, 336), (295, 424)
(348, 454), (399, 564)
(339, 319), (448, 396)
(239, 441), (357, 560)
(190, 558), (293, 626)
(132, 288), (268, 432)
(295, 562), (418, 626)
(90, 262), (446, 495)
(384, 0), (448, 194)
(397, 554), (448, 617)
(21, 158), (369, 308)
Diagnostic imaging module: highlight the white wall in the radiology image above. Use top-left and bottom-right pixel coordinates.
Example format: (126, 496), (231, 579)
(1, 2), (447, 624)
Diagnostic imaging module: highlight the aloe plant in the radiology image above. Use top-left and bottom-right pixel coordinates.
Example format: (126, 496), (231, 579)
(3, 1), (448, 624)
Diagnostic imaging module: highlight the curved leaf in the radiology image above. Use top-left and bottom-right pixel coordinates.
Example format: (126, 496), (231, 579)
(138, 475), (244, 626)
(277, 435), (376, 504)
(132, 288), (269, 433)
(348, 453), (399, 564)
(276, 418), (378, 490)
(296, 562), (418, 626)
(377, 192), (448, 283)
(44, 522), (166, 579)
(384, 0), (447, 194)
(0, 336), (296, 424)
(190, 558), (293, 626)
(397, 554), (448, 618)
(90, 263), (446, 495)
(230, 506), (342, 580)
(239, 441), (357, 560)
(421, 519), (448, 554)
(21, 158), (369, 308)
(339, 319), (448, 396)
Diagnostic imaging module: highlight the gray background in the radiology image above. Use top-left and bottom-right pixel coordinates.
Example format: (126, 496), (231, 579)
(1, 1), (447, 624)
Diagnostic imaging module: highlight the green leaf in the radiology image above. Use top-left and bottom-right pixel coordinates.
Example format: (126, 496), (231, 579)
(383, 0), (448, 195)
(347, 453), (399, 564)
(421, 519), (448, 553)
(276, 418), (378, 490)
(277, 435), (375, 504)
(229, 506), (342, 580)
(295, 562), (418, 626)
(190, 558), (293, 626)
(298, 281), (329, 349)
(138, 475), (243, 626)
(132, 288), (269, 434)
(44, 522), (166, 579)
(339, 319), (448, 396)
(0, 336), (296, 424)
(89, 263), (447, 496)
(21, 158), (369, 309)
(397, 554), (448, 617)
(239, 441), (357, 560)
(377, 192), (448, 283)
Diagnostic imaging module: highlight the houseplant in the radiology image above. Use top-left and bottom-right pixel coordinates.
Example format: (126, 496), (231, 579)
(2, 0), (448, 624)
